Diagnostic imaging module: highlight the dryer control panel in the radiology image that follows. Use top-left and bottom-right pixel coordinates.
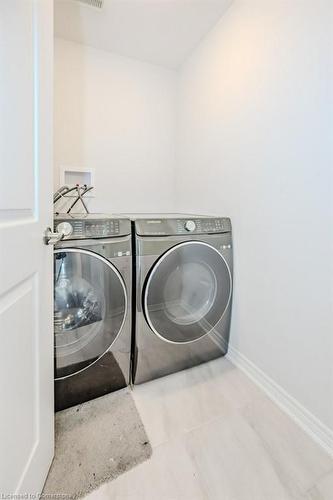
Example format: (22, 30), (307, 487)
(135, 217), (231, 236)
(54, 215), (131, 240)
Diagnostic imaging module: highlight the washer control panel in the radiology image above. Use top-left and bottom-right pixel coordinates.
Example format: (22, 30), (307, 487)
(136, 217), (231, 236)
(54, 216), (131, 240)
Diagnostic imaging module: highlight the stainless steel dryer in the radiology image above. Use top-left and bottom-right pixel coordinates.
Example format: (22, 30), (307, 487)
(129, 214), (233, 385)
(53, 214), (131, 410)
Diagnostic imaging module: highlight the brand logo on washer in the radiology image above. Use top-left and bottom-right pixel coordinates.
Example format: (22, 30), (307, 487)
(147, 220), (162, 224)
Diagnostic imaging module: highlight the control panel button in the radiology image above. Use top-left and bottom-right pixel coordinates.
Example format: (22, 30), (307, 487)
(56, 222), (73, 237)
(184, 220), (196, 232)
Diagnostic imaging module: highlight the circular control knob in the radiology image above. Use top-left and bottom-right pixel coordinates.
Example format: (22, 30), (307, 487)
(56, 222), (73, 237)
(184, 220), (196, 232)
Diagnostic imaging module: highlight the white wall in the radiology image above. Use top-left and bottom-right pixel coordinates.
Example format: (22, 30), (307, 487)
(176, 0), (333, 429)
(54, 38), (177, 213)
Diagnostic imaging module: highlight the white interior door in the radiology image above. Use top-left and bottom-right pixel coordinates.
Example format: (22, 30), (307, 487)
(0, 0), (54, 494)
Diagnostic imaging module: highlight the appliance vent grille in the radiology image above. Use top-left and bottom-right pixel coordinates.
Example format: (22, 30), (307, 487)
(75, 0), (104, 9)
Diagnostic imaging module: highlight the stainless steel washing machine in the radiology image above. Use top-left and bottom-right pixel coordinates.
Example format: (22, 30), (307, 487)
(53, 214), (132, 410)
(128, 214), (233, 385)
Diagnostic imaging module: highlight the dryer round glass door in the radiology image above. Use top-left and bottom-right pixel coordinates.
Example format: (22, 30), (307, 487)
(54, 248), (127, 379)
(143, 241), (232, 344)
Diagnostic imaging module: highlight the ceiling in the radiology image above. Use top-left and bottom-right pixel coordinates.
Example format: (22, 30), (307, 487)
(54, 0), (232, 69)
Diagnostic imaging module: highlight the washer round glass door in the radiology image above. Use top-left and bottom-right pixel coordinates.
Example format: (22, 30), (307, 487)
(54, 248), (127, 379)
(143, 241), (232, 344)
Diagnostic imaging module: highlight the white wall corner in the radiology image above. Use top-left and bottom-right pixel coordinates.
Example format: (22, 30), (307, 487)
(226, 345), (333, 458)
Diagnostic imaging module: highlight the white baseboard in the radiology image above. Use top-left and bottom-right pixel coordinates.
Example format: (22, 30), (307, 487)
(226, 345), (333, 458)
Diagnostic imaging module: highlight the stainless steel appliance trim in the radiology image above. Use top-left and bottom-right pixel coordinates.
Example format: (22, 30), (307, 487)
(143, 240), (233, 345)
(54, 247), (128, 380)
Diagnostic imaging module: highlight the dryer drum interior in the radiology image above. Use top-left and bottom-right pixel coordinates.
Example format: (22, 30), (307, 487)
(143, 241), (232, 344)
(54, 248), (127, 379)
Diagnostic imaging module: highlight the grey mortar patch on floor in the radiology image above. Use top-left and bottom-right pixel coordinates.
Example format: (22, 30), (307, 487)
(43, 387), (152, 499)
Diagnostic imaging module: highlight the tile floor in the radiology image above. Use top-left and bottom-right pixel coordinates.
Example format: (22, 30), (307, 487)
(86, 358), (333, 500)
